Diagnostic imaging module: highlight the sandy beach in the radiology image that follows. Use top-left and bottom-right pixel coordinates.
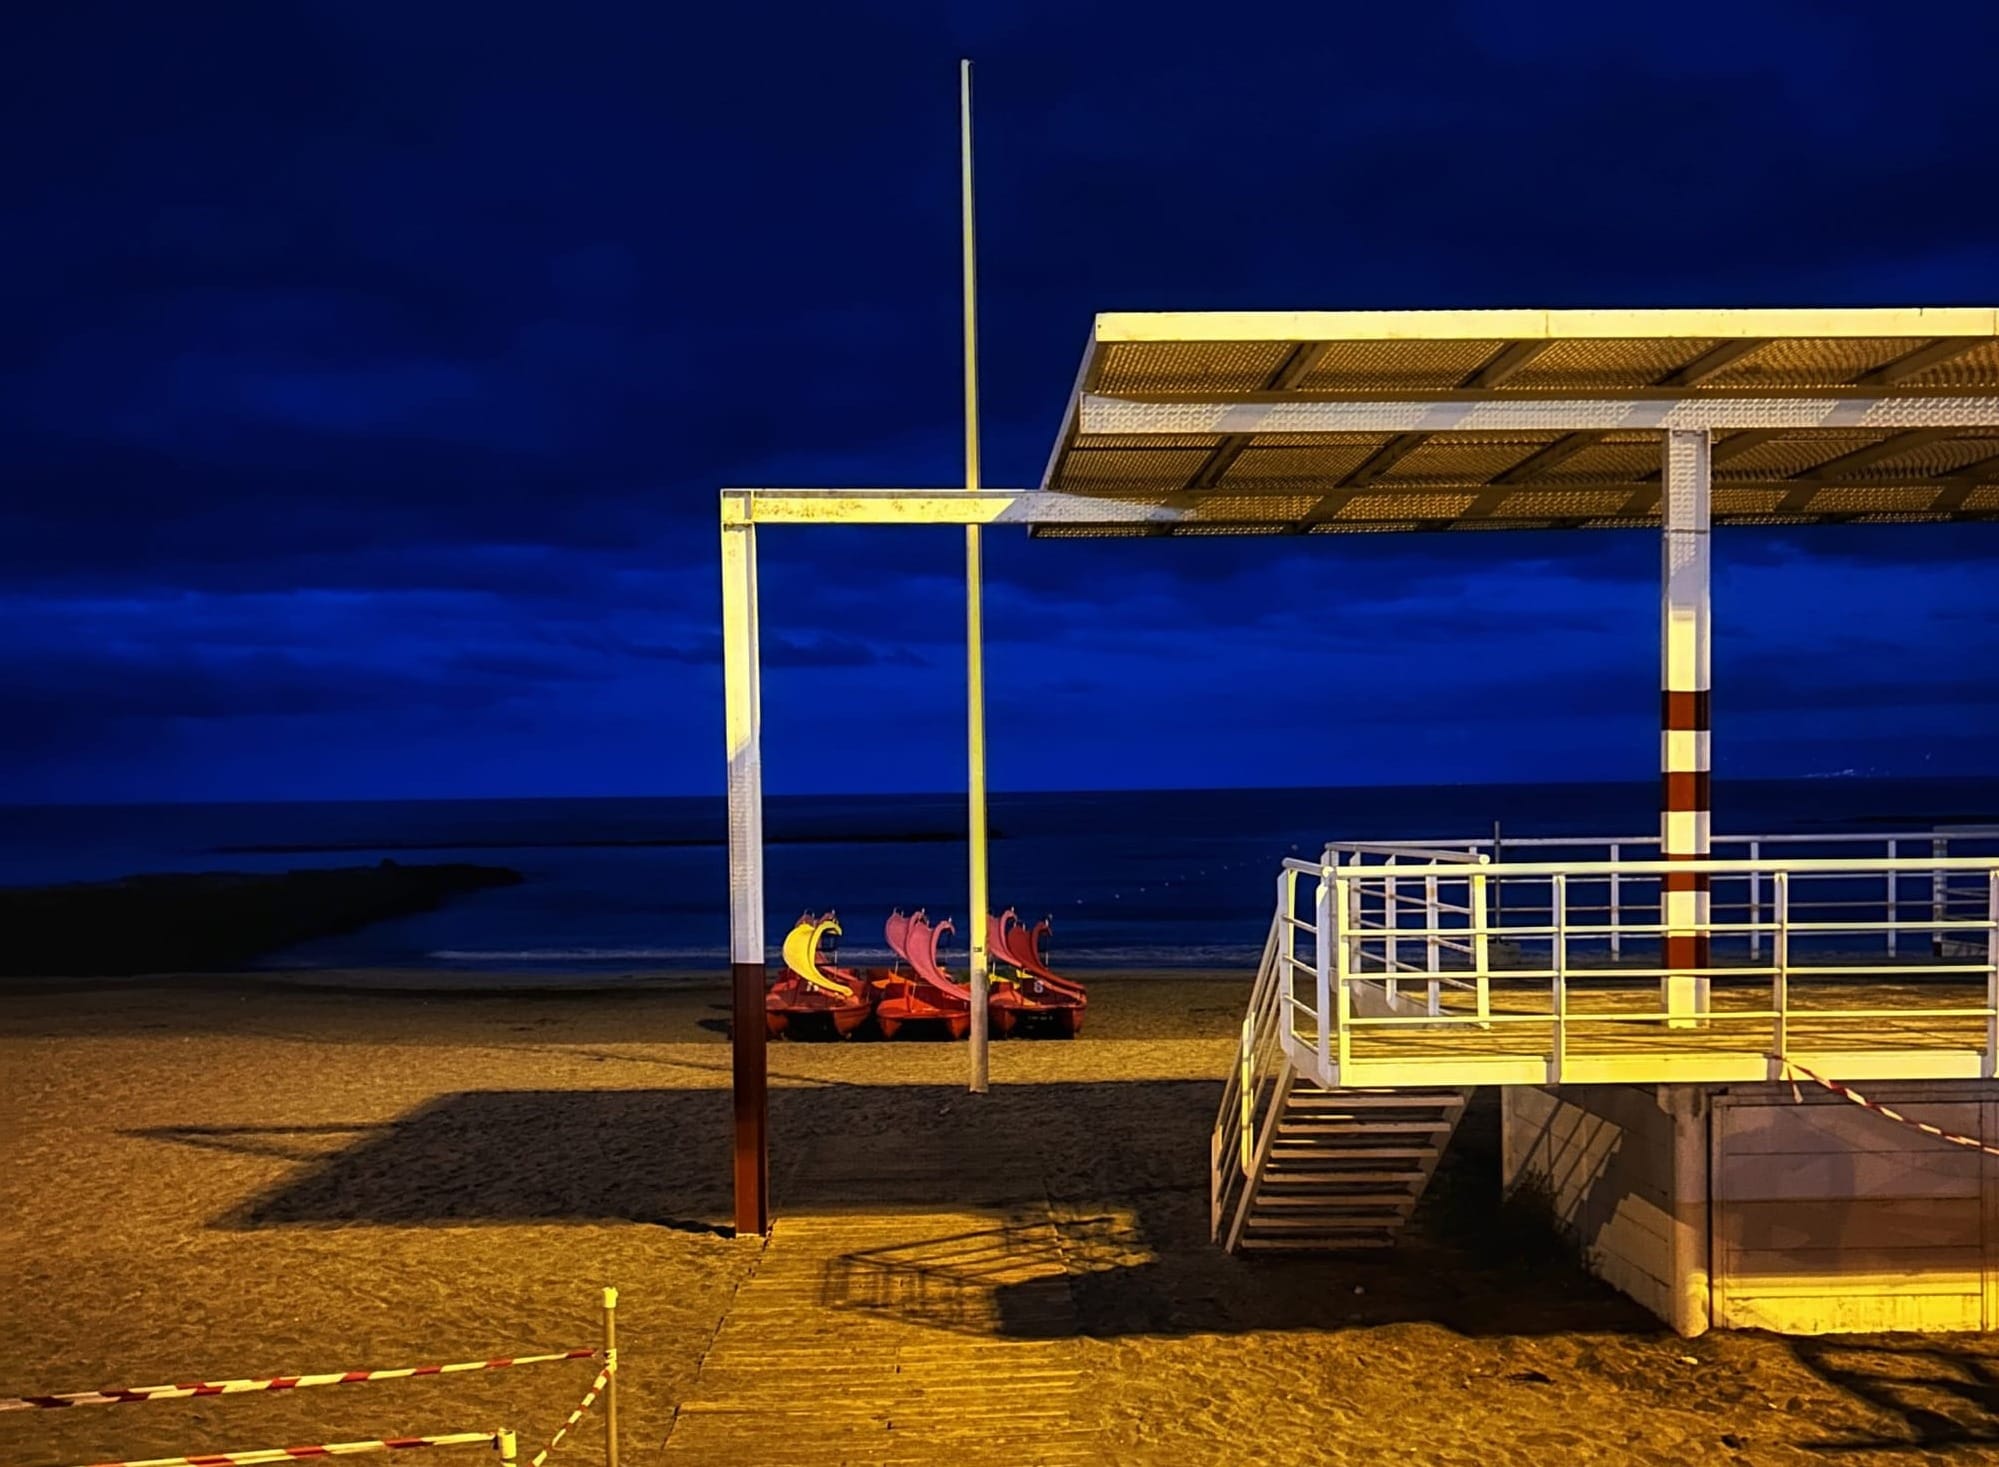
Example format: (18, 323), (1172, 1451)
(5, 973), (1998, 1466)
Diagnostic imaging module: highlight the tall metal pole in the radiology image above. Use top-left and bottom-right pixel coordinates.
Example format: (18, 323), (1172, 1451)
(960, 58), (990, 1093)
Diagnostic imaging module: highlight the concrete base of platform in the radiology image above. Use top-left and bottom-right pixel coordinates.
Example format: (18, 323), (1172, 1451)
(1502, 1080), (1999, 1337)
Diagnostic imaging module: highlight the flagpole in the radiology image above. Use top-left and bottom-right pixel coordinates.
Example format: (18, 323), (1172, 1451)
(960, 58), (990, 1094)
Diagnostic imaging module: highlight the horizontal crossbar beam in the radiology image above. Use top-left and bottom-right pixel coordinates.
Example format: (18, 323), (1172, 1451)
(721, 487), (1176, 527)
(1079, 394), (1999, 435)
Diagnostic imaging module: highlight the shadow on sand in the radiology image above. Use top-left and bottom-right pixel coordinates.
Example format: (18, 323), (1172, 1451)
(129, 1080), (1657, 1341)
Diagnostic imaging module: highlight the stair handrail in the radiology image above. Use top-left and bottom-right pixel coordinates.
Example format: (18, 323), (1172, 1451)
(1211, 899), (1287, 1239)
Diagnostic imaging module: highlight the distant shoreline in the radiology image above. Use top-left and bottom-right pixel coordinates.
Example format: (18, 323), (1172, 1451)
(0, 863), (521, 978)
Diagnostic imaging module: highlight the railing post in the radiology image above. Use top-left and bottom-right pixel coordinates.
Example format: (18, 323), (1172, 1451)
(1425, 870), (1441, 1017)
(1748, 839), (1762, 960)
(1773, 870), (1790, 1061)
(1933, 835), (1949, 958)
(1609, 842), (1622, 960)
(1886, 838), (1899, 956)
(1384, 864), (1400, 992)
(1346, 862), (1364, 978)
(1471, 855), (1491, 1022)
(1552, 872), (1568, 1084)
(1279, 867), (1297, 1044)
(1315, 862), (1334, 1083)
(1239, 1015), (1255, 1171)
(1332, 862), (1351, 1082)
(1986, 869), (1998, 1080)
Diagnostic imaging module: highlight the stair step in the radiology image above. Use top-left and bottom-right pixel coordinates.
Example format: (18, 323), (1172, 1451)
(1255, 1175), (1431, 1191)
(1247, 1199), (1423, 1215)
(1263, 1175), (1423, 1191)
(1238, 1236), (1395, 1250)
(1244, 1213), (1406, 1230)
(1278, 1120), (1453, 1135)
(1287, 1093), (1465, 1109)
(1268, 1146), (1438, 1160)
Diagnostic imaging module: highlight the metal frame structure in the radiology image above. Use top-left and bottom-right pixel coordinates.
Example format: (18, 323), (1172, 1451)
(721, 307), (1999, 1235)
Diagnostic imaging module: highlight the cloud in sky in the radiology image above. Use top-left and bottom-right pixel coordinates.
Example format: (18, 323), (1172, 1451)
(4, 0), (1996, 801)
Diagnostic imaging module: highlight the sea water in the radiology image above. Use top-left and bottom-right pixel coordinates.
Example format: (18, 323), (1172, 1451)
(1, 778), (1995, 973)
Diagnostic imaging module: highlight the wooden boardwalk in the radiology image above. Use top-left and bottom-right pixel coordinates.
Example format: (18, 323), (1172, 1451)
(662, 1132), (1107, 1465)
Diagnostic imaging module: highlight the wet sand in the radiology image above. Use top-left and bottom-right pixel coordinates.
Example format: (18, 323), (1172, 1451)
(4, 974), (1998, 1465)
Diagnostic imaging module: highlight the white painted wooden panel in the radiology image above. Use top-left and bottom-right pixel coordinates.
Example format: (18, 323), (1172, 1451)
(1716, 1149), (1980, 1202)
(1712, 1086), (1997, 1335)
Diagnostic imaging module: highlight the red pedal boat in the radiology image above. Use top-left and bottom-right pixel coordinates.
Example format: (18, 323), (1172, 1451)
(766, 911), (875, 1038)
(990, 908), (1087, 1037)
(873, 909), (972, 1040)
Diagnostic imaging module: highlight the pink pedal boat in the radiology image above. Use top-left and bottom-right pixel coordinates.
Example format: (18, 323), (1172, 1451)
(989, 908), (1087, 1037)
(766, 911), (875, 1038)
(872, 909), (972, 1040)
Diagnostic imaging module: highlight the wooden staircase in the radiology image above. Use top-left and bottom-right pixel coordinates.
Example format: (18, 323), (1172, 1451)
(1233, 1080), (1469, 1250)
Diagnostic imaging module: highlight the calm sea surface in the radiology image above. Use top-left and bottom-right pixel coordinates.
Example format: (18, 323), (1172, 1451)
(3, 779), (1996, 972)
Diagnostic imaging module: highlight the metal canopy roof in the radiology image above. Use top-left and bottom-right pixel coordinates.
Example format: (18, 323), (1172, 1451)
(1034, 308), (1999, 536)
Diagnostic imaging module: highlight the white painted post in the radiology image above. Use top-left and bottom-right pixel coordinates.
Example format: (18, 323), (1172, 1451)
(1932, 834), (1949, 958)
(1425, 871), (1441, 1017)
(1279, 867), (1297, 1043)
(1886, 838), (1899, 957)
(1986, 869), (1998, 1079)
(1609, 841), (1622, 960)
(1471, 855), (1491, 1022)
(1346, 862), (1364, 979)
(1315, 863), (1334, 1082)
(1384, 865), (1400, 993)
(1332, 860), (1351, 1082)
(720, 510), (768, 1237)
(1552, 873), (1568, 1083)
(1773, 870), (1790, 1060)
(1748, 839), (1762, 960)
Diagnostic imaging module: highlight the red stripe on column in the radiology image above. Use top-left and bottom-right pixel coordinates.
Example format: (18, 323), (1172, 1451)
(1662, 690), (1711, 730)
(1661, 771), (1711, 810)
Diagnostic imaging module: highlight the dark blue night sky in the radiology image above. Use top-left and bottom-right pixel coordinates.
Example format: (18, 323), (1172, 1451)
(6, 2), (1996, 803)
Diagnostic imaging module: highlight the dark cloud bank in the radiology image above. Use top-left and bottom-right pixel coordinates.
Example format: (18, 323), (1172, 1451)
(4, 2), (1996, 801)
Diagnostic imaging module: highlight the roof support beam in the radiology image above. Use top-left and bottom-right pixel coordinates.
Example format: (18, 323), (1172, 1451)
(1077, 394), (1999, 436)
(1856, 338), (1988, 386)
(1655, 340), (1769, 387)
(1493, 432), (1605, 484)
(1462, 340), (1553, 389)
(1794, 428), (1956, 481)
(1340, 432), (1430, 486)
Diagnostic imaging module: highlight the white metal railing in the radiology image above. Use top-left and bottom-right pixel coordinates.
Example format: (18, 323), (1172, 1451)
(1328, 827), (1999, 961)
(1275, 843), (1999, 1088)
(1209, 905), (1293, 1247)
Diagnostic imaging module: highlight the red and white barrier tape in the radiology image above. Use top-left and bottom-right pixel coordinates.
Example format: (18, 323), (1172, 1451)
(528, 1355), (614, 1467)
(4, 1352), (595, 1413)
(1772, 1055), (1999, 1158)
(63, 1429), (498, 1467)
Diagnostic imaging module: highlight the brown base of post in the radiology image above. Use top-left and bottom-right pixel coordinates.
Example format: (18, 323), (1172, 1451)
(731, 959), (769, 1237)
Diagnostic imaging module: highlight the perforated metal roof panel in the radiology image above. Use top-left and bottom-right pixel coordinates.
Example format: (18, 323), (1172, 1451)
(1033, 308), (1999, 535)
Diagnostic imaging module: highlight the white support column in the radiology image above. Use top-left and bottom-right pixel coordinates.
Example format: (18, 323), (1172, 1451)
(1658, 1085), (1714, 1338)
(721, 514), (768, 1236)
(1661, 429), (1713, 1027)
